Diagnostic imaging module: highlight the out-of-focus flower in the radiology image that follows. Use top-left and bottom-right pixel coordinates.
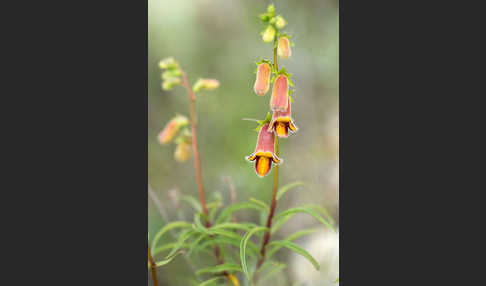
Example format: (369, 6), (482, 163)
(246, 123), (281, 177)
(158, 115), (189, 144)
(275, 15), (287, 29)
(162, 77), (182, 91)
(254, 63), (271, 96)
(268, 98), (297, 138)
(193, 78), (220, 92)
(159, 57), (179, 70)
(262, 25), (276, 43)
(278, 37), (292, 59)
(270, 74), (289, 112)
(174, 141), (192, 162)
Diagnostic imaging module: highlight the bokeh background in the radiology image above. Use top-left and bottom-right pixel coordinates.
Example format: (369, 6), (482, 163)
(148, 0), (338, 285)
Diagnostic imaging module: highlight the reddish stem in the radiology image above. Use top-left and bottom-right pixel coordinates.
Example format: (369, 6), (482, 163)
(148, 246), (158, 286)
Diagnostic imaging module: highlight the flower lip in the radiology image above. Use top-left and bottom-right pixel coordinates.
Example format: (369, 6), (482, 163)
(268, 98), (297, 138)
(246, 123), (281, 177)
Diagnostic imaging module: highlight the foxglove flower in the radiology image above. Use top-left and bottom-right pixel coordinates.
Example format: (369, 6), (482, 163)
(158, 115), (189, 144)
(254, 63), (271, 96)
(270, 74), (289, 112)
(268, 98), (297, 137)
(174, 141), (192, 162)
(246, 123), (281, 177)
(275, 15), (287, 29)
(193, 78), (220, 92)
(262, 25), (276, 43)
(278, 37), (291, 59)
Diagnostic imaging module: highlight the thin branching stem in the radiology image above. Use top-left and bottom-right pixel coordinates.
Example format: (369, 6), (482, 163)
(180, 69), (239, 286)
(254, 33), (280, 282)
(148, 246), (158, 286)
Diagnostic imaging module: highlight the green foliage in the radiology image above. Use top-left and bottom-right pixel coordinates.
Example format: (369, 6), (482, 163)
(155, 251), (182, 267)
(267, 240), (320, 270)
(276, 181), (306, 200)
(240, 226), (268, 281)
(215, 201), (266, 224)
(257, 262), (286, 285)
(272, 206), (335, 234)
(198, 277), (225, 286)
(151, 221), (191, 250)
(196, 263), (242, 275)
(266, 228), (320, 259)
(180, 195), (203, 213)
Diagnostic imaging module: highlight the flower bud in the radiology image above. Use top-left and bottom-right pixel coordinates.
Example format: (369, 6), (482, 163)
(253, 63), (271, 96)
(268, 98), (297, 138)
(162, 77), (182, 90)
(270, 74), (289, 112)
(193, 78), (220, 92)
(158, 115), (189, 144)
(159, 57), (179, 70)
(275, 16), (287, 29)
(174, 141), (192, 162)
(262, 25), (276, 43)
(278, 37), (292, 59)
(246, 123), (281, 177)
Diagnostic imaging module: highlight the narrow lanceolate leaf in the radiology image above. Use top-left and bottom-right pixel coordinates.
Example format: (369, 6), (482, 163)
(272, 206), (335, 234)
(196, 263), (242, 275)
(211, 222), (257, 232)
(194, 213), (212, 235)
(198, 277), (225, 286)
(187, 233), (208, 257)
(155, 251), (181, 267)
(180, 195), (202, 213)
(196, 237), (259, 257)
(165, 229), (196, 258)
(276, 181), (306, 200)
(266, 228), (320, 258)
(304, 204), (336, 225)
(153, 242), (191, 256)
(151, 221), (191, 250)
(215, 202), (265, 224)
(240, 226), (268, 281)
(268, 240), (320, 270)
(249, 198), (270, 212)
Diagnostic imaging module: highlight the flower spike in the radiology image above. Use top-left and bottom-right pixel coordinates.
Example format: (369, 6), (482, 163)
(246, 123), (281, 177)
(268, 98), (298, 138)
(270, 74), (289, 112)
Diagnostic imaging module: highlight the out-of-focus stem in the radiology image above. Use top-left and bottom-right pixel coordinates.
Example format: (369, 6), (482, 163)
(148, 246), (158, 286)
(181, 70), (210, 222)
(254, 33), (280, 283)
(180, 69), (238, 286)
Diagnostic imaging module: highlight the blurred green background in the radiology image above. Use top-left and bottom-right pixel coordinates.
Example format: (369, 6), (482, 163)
(148, 0), (338, 285)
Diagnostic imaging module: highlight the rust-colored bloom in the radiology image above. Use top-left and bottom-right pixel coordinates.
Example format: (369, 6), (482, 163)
(278, 37), (291, 59)
(268, 98), (297, 138)
(158, 115), (189, 144)
(270, 74), (289, 112)
(174, 141), (192, 162)
(246, 123), (281, 177)
(254, 63), (271, 96)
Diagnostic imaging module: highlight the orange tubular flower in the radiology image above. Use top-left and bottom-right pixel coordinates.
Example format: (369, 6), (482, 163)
(254, 63), (271, 96)
(246, 123), (281, 177)
(270, 74), (289, 112)
(278, 37), (291, 59)
(268, 98), (297, 138)
(158, 115), (188, 144)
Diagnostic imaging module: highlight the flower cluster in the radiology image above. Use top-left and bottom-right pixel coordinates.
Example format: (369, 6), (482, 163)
(247, 5), (298, 177)
(157, 57), (220, 162)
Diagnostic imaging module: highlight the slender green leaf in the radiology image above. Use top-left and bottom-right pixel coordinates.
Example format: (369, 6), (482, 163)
(276, 181), (306, 200)
(151, 221), (191, 250)
(216, 202), (264, 224)
(180, 195), (202, 213)
(240, 226), (268, 281)
(155, 251), (181, 267)
(196, 263), (242, 275)
(194, 213), (212, 235)
(268, 240), (320, 270)
(153, 242), (191, 256)
(165, 229), (196, 258)
(266, 228), (320, 258)
(249, 197), (269, 212)
(305, 204), (335, 225)
(211, 222), (257, 232)
(198, 277), (225, 286)
(208, 202), (223, 222)
(272, 206), (335, 233)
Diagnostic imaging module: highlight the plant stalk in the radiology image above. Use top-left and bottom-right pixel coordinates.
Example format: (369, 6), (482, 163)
(148, 246), (158, 286)
(254, 34), (280, 282)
